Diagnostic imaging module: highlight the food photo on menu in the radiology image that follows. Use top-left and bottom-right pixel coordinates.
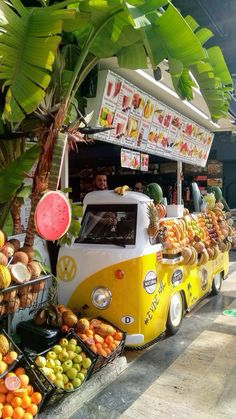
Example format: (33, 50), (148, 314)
(99, 106), (115, 127)
(143, 98), (155, 121)
(105, 76), (121, 100)
(152, 102), (166, 126)
(131, 91), (145, 117)
(110, 112), (128, 141)
(125, 116), (140, 140)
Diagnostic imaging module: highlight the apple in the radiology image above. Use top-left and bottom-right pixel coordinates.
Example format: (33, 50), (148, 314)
(62, 360), (73, 372)
(82, 358), (92, 369)
(62, 374), (69, 384)
(46, 359), (55, 369)
(64, 382), (74, 391)
(35, 356), (46, 368)
(54, 366), (63, 374)
(73, 355), (83, 364)
(80, 352), (86, 359)
(75, 346), (82, 354)
(55, 372), (64, 382)
(47, 372), (56, 383)
(52, 345), (63, 354)
(73, 363), (81, 372)
(66, 368), (78, 380)
(46, 351), (57, 360)
(80, 368), (87, 375)
(72, 378), (82, 388)
(59, 350), (69, 362)
(54, 380), (64, 389)
(76, 372), (85, 382)
(69, 338), (77, 346)
(41, 367), (52, 376)
(59, 338), (69, 347)
(67, 350), (76, 360)
(54, 359), (61, 367)
(67, 344), (76, 352)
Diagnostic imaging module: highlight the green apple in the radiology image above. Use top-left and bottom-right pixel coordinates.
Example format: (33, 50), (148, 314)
(52, 345), (63, 354)
(82, 358), (92, 369)
(76, 372), (85, 382)
(55, 372), (64, 382)
(47, 372), (56, 383)
(54, 359), (61, 367)
(66, 368), (77, 380)
(75, 346), (82, 354)
(46, 359), (55, 369)
(73, 354), (83, 364)
(59, 338), (69, 347)
(62, 360), (73, 372)
(67, 344), (76, 352)
(41, 367), (52, 376)
(69, 338), (77, 346)
(54, 379), (64, 389)
(46, 351), (57, 360)
(62, 374), (69, 384)
(80, 352), (86, 359)
(80, 368), (87, 374)
(67, 350), (76, 360)
(73, 363), (81, 372)
(35, 356), (46, 368)
(54, 366), (63, 374)
(64, 382), (74, 391)
(59, 350), (69, 362)
(72, 378), (82, 388)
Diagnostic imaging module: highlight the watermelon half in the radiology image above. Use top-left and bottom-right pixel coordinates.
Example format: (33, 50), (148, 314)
(144, 183), (163, 204)
(34, 191), (71, 241)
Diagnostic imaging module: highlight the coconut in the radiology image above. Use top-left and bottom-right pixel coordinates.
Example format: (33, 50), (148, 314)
(10, 262), (31, 284)
(3, 289), (17, 302)
(2, 243), (15, 258)
(28, 261), (42, 279)
(8, 239), (20, 252)
(31, 293), (38, 303)
(12, 251), (29, 265)
(62, 310), (78, 328)
(0, 253), (8, 267)
(17, 284), (32, 296)
(18, 246), (35, 262)
(31, 280), (45, 293)
(19, 293), (33, 308)
(5, 297), (20, 314)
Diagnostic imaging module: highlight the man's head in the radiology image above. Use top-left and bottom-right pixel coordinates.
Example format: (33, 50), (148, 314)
(134, 181), (144, 193)
(94, 172), (108, 190)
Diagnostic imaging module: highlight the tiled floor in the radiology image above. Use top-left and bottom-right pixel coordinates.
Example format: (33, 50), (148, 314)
(71, 252), (236, 419)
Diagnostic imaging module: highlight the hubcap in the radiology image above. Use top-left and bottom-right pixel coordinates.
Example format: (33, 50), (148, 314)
(170, 293), (182, 327)
(214, 273), (221, 290)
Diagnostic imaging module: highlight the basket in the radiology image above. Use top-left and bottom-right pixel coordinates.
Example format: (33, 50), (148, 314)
(0, 274), (53, 317)
(28, 330), (97, 409)
(1, 357), (53, 413)
(0, 329), (23, 378)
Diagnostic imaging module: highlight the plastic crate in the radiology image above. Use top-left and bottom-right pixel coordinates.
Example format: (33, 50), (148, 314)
(0, 329), (23, 378)
(28, 330), (97, 409)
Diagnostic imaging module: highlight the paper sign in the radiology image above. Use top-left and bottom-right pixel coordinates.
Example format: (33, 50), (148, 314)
(121, 148), (140, 170)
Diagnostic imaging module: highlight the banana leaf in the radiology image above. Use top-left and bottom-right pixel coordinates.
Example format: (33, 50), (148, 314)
(0, 144), (39, 203)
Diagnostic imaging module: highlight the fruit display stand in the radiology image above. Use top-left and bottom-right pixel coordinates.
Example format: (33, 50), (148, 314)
(0, 330), (23, 378)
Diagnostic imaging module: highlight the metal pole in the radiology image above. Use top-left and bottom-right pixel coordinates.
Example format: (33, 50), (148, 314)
(177, 161), (182, 205)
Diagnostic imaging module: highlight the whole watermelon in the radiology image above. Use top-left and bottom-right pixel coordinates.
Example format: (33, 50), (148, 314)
(144, 183), (163, 204)
(207, 186), (222, 203)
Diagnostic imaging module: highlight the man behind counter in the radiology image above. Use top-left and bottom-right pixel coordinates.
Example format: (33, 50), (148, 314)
(93, 172), (108, 191)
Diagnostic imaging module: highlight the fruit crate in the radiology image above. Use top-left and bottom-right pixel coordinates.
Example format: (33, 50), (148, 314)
(28, 330), (97, 409)
(0, 274), (54, 317)
(1, 356), (54, 413)
(0, 329), (23, 378)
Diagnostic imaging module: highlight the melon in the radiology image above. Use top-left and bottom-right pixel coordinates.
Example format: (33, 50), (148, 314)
(34, 191), (71, 241)
(0, 265), (11, 289)
(144, 183), (163, 204)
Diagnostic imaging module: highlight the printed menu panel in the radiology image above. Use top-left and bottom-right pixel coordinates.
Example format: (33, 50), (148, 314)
(94, 70), (214, 167)
(121, 148), (140, 170)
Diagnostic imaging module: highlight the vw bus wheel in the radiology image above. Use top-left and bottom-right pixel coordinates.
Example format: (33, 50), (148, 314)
(211, 273), (222, 296)
(166, 292), (183, 335)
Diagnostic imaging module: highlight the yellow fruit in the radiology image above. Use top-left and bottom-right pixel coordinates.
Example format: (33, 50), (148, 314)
(0, 266), (11, 290)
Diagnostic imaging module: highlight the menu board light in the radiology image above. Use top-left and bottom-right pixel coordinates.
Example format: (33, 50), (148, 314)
(90, 70), (214, 167)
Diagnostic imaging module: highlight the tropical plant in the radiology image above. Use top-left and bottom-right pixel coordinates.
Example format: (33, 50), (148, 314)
(0, 0), (232, 248)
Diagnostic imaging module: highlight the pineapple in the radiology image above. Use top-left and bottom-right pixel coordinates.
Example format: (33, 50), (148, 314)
(147, 203), (159, 237)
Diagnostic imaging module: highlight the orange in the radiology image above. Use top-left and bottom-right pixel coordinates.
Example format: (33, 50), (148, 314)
(6, 393), (14, 404)
(13, 389), (27, 398)
(86, 330), (93, 337)
(105, 348), (111, 356)
(0, 394), (6, 404)
(0, 402), (3, 409)
(0, 383), (8, 394)
(102, 342), (108, 349)
(104, 335), (114, 345)
(97, 348), (107, 357)
(26, 404), (37, 416)
(95, 343), (102, 351)
(14, 369), (25, 378)
(18, 376), (29, 389)
(11, 397), (22, 408)
(26, 386), (33, 397)
(12, 407), (24, 419)
(114, 332), (122, 341)
(30, 393), (42, 406)
(2, 404), (13, 418)
(108, 343), (116, 352)
(90, 345), (97, 354)
(5, 373), (16, 379)
(21, 396), (31, 409)
(22, 414), (33, 419)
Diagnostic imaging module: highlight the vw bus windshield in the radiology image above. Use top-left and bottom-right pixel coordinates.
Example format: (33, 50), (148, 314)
(77, 204), (137, 245)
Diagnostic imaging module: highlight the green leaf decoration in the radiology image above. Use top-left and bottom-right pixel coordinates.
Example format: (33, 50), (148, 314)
(117, 43), (147, 68)
(0, 144), (39, 203)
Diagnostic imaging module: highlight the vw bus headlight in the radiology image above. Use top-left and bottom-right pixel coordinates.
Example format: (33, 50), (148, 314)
(91, 287), (112, 309)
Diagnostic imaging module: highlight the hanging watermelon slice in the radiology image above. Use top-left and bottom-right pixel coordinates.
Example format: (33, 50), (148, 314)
(34, 191), (71, 241)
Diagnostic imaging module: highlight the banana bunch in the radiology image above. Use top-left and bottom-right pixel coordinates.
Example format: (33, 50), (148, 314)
(114, 185), (130, 196)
